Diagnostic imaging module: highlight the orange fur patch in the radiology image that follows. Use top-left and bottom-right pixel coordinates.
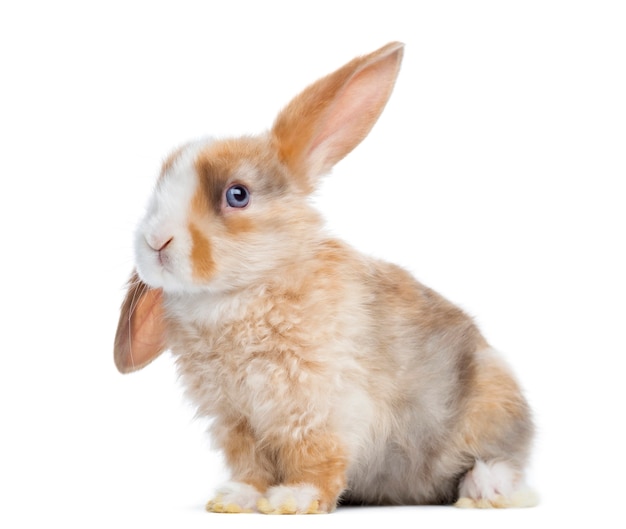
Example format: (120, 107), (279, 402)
(189, 221), (215, 280)
(191, 137), (289, 239)
(194, 137), (290, 210)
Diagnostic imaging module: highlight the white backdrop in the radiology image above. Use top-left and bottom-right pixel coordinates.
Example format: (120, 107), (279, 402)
(1, 1), (624, 527)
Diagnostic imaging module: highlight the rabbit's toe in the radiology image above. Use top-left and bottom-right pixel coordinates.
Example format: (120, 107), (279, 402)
(257, 484), (326, 514)
(205, 481), (261, 513)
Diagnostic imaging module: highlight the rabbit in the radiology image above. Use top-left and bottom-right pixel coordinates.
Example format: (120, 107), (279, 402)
(114, 42), (536, 514)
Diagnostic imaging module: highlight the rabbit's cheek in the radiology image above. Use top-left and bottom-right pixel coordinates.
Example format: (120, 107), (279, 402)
(188, 221), (216, 281)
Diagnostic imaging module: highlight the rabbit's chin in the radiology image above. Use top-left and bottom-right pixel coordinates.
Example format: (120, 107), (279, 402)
(134, 262), (197, 294)
(136, 263), (240, 297)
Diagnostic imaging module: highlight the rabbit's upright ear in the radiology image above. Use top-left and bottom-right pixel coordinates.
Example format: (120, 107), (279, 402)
(272, 42), (404, 192)
(114, 272), (167, 374)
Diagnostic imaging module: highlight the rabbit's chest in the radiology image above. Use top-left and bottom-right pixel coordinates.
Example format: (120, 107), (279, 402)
(169, 295), (328, 423)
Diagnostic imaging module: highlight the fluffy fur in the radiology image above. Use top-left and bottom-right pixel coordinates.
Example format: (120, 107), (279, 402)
(114, 42), (535, 514)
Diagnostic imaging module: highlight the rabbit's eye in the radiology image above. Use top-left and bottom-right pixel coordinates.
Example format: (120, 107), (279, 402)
(225, 185), (250, 208)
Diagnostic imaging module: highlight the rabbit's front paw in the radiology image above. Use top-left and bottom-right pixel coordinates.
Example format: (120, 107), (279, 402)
(206, 481), (262, 513)
(257, 484), (326, 514)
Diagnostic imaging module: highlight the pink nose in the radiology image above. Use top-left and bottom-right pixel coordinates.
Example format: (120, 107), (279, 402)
(157, 237), (173, 252)
(147, 236), (173, 252)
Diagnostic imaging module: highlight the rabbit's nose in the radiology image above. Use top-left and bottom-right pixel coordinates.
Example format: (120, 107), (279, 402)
(146, 235), (173, 252)
(157, 237), (173, 252)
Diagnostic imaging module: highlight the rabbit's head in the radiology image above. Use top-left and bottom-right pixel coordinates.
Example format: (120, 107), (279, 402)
(133, 136), (317, 294)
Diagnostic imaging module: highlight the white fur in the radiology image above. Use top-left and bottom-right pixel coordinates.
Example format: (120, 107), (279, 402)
(258, 484), (322, 514)
(459, 460), (517, 499)
(206, 481), (262, 513)
(456, 460), (537, 508)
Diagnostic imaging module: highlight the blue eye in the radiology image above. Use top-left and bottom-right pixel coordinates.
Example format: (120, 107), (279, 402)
(225, 185), (250, 208)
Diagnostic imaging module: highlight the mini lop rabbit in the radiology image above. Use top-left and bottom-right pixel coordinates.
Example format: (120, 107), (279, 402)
(114, 42), (535, 514)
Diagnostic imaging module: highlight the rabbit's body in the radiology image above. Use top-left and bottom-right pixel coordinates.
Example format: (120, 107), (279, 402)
(167, 221), (531, 508)
(115, 43), (535, 513)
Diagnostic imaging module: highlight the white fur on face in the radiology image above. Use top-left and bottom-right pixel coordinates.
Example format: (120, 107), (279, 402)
(134, 139), (213, 292)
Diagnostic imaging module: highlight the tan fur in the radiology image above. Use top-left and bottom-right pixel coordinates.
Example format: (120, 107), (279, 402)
(218, 418), (273, 493)
(279, 432), (348, 512)
(114, 42), (535, 513)
(273, 42), (404, 191)
(194, 138), (291, 207)
(457, 352), (534, 466)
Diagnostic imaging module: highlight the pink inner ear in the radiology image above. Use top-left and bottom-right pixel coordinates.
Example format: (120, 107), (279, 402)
(271, 42), (404, 188)
(308, 57), (401, 166)
(114, 280), (167, 373)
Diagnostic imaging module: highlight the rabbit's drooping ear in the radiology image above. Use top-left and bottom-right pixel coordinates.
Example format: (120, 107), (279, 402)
(271, 41), (404, 192)
(114, 271), (167, 374)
